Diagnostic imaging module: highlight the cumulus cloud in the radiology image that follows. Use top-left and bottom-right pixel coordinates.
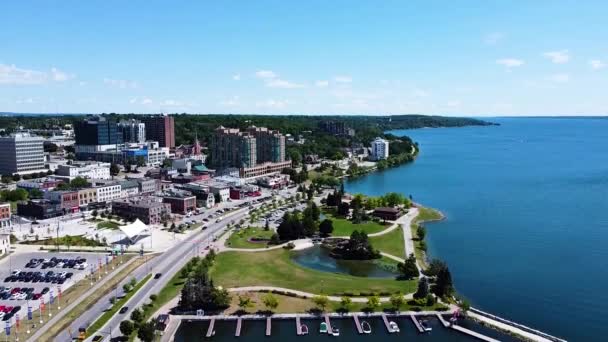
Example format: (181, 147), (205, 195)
(496, 58), (525, 68)
(103, 78), (138, 89)
(255, 70), (277, 79)
(589, 60), (606, 70)
(550, 73), (570, 83)
(0, 64), (73, 85)
(543, 50), (570, 64)
(333, 75), (352, 83)
(315, 80), (329, 88)
(159, 99), (184, 106)
(254, 70), (304, 89)
(129, 97), (154, 105)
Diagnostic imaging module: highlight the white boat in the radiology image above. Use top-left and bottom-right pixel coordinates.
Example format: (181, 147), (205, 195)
(320, 322), (328, 333)
(419, 319), (432, 332)
(331, 327), (340, 336)
(301, 324), (309, 335)
(389, 321), (400, 333)
(361, 321), (372, 334)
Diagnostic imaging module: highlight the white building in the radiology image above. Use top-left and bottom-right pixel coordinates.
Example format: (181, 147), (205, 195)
(55, 162), (111, 180)
(95, 184), (122, 203)
(0, 133), (46, 175)
(371, 137), (389, 161)
(0, 234), (10, 255)
(147, 148), (170, 166)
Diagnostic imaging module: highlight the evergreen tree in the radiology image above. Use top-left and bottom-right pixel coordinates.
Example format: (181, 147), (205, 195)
(414, 277), (429, 299)
(319, 219), (334, 237)
(433, 265), (454, 298)
(398, 254), (419, 279)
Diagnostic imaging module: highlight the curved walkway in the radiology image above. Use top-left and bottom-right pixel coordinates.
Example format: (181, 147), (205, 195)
(227, 286), (413, 302)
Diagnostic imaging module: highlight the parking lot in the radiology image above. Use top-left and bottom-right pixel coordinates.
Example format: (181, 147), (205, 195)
(0, 252), (107, 324)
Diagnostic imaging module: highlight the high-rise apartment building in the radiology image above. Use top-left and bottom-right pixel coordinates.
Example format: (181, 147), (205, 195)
(118, 119), (146, 143)
(142, 115), (175, 148)
(371, 137), (389, 161)
(246, 126), (286, 163)
(0, 133), (46, 175)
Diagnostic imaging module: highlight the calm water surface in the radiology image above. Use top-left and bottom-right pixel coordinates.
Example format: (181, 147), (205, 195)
(346, 117), (608, 341)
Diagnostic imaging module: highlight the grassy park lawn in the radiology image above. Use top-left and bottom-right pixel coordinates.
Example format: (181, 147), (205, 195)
(210, 249), (415, 296)
(97, 221), (120, 230)
(225, 227), (275, 249)
(324, 211), (389, 236)
(411, 206), (443, 269)
(370, 228), (405, 259)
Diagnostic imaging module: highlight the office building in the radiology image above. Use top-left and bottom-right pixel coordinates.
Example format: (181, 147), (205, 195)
(17, 200), (62, 220)
(112, 197), (171, 225)
(371, 137), (389, 161)
(0, 133), (46, 175)
(142, 115), (175, 148)
(118, 119), (146, 143)
(55, 162), (111, 181)
(95, 183), (122, 203)
(74, 116), (123, 146)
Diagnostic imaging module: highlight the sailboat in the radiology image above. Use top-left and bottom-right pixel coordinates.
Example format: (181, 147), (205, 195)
(361, 321), (372, 334)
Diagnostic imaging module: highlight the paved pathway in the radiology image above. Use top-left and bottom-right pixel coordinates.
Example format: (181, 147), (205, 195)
(228, 286), (413, 302)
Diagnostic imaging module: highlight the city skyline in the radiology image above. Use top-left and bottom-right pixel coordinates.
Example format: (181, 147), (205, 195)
(1, 1), (608, 116)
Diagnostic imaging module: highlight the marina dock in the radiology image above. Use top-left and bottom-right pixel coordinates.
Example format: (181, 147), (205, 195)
(381, 313), (393, 333)
(452, 325), (501, 342)
(436, 313), (450, 328)
(324, 314), (333, 334)
(410, 314), (425, 333)
(266, 317), (271, 336)
(235, 317), (242, 337)
(296, 316), (302, 335)
(353, 314), (363, 334)
(206, 318), (216, 337)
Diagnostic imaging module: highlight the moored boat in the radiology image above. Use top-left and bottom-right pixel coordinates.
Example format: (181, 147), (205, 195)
(420, 319), (432, 332)
(301, 324), (309, 335)
(320, 322), (328, 333)
(361, 321), (372, 334)
(389, 321), (400, 333)
(331, 327), (340, 336)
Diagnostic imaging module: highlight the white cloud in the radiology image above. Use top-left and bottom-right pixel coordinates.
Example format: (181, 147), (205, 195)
(129, 97), (153, 105)
(543, 50), (570, 64)
(0, 64), (73, 85)
(589, 60), (606, 70)
(141, 98), (153, 105)
(550, 73), (570, 83)
(232, 74), (241, 81)
(129, 97), (138, 104)
(315, 80), (329, 88)
(103, 78), (138, 89)
(256, 99), (288, 109)
(496, 58), (525, 68)
(333, 75), (352, 83)
(412, 89), (430, 97)
(255, 70), (277, 79)
(159, 99), (183, 106)
(265, 78), (304, 89)
(484, 32), (505, 45)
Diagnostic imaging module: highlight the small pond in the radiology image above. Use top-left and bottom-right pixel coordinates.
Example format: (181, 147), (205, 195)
(290, 245), (397, 278)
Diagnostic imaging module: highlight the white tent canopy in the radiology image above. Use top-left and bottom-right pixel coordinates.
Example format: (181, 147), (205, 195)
(119, 219), (149, 240)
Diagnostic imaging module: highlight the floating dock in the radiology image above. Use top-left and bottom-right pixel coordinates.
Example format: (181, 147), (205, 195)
(436, 313), (450, 328)
(353, 314), (363, 334)
(235, 317), (242, 337)
(206, 318), (216, 337)
(452, 325), (501, 342)
(266, 317), (271, 336)
(324, 314), (333, 335)
(296, 316), (302, 335)
(410, 314), (425, 333)
(381, 313), (393, 333)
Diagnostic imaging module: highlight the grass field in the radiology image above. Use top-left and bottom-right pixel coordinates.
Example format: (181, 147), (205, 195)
(225, 227), (275, 249)
(411, 206), (443, 269)
(97, 221), (120, 230)
(370, 228), (405, 259)
(210, 249), (416, 296)
(324, 211), (389, 236)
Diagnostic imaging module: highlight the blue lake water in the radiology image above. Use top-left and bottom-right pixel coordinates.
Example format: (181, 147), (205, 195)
(346, 117), (608, 341)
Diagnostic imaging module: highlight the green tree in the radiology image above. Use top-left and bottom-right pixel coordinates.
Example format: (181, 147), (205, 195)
(261, 293), (279, 312)
(312, 295), (329, 311)
(432, 264), (454, 298)
(389, 293), (404, 310)
(340, 296), (352, 311)
(122, 283), (132, 293)
(458, 298), (470, 315)
(417, 225), (426, 240)
(397, 254), (419, 279)
(70, 176), (89, 189)
(319, 219), (334, 237)
(237, 295), (254, 312)
(426, 294), (436, 306)
(110, 163), (120, 176)
(366, 296), (380, 311)
(137, 321), (156, 342)
(29, 188), (44, 199)
(12, 174), (21, 182)
(136, 156), (146, 168)
(63, 235), (73, 250)
(119, 320), (134, 336)
(414, 277), (429, 299)
(130, 308), (143, 323)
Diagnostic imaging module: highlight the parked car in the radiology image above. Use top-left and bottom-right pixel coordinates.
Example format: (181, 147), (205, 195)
(119, 307), (129, 314)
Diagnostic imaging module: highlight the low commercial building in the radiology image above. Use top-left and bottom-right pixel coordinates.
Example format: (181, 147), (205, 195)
(17, 178), (61, 192)
(198, 193), (215, 209)
(0, 203), (11, 230)
(136, 178), (158, 195)
(372, 207), (401, 221)
(55, 162), (111, 181)
(112, 197), (171, 225)
(119, 180), (140, 198)
(77, 188), (98, 207)
(0, 233), (10, 255)
(162, 191), (196, 215)
(44, 190), (80, 213)
(17, 200), (63, 220)
(240, 160), (292, 179)
(203, 181), (230, 202)
(95, 183), (122, 203)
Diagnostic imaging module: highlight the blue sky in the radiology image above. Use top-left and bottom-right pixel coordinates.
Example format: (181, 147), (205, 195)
(1, 0), (607, 116)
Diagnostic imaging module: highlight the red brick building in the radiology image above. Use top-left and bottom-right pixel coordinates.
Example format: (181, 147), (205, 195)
(143, 115), (175, 148)
(0, 203), (11, 229)
(162, 192), (196, 215)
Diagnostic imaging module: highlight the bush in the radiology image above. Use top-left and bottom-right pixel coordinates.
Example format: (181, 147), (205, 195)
(119, 320), (134, 336)
(283, 242), (295, 249)
(149, 294), (158, 302)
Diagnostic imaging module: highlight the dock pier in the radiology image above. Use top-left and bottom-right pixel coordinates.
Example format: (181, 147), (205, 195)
(235, 317), (242, 337)
(436, 313), (450, 328)
(381, 313), (394, 333)
(296, 316), (302, 335)
(206, 318), (216, 338)
(324, 314), (333, 335)
(410, 314), (425, 333)
(266, 317), (271, 336)
(452, 325), (501, 342)
(353, 314), (363, 334)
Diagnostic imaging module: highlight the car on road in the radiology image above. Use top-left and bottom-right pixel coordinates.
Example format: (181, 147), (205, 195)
(119, 306), (129, 314)
(154, 273), (162, 279)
